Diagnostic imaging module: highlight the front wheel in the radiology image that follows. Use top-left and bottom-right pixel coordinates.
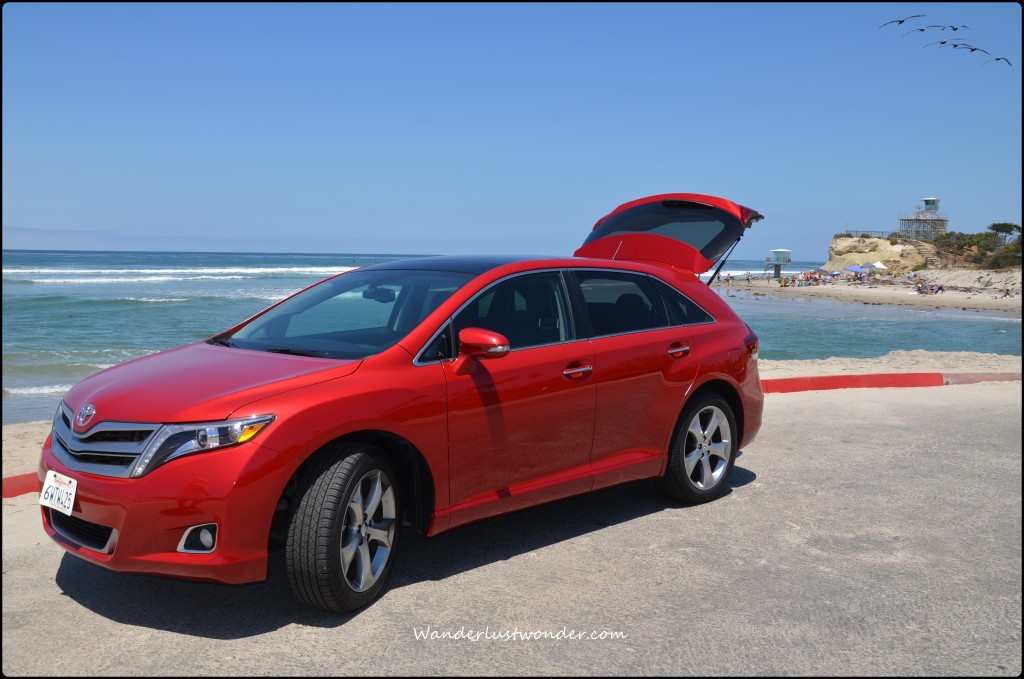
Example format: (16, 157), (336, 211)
(659, 393), (737, 504)
(286, 443), (401, 612)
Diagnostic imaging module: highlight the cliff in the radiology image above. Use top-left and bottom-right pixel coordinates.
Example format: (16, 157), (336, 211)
(820, 236), (1021, 293)
(822, 236), (934, 273)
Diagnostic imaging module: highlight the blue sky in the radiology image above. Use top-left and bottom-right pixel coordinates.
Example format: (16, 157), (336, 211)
(2, 2), (1021, 262)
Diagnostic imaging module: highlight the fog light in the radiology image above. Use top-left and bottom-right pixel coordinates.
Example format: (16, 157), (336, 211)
(178, 523), (218, 553)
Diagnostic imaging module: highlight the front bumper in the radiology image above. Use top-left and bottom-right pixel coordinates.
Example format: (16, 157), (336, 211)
(38, 432), (300, 584)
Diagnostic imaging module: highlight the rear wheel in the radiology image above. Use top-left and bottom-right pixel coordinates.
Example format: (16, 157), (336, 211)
(659, 393), (737, 503)
(286, 443), (401, 612)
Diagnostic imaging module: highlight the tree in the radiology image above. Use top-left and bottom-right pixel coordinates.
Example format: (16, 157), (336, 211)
(988, 222), (1021, 247)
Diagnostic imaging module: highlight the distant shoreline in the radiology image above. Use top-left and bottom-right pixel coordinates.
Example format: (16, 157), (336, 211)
(710, 274), (1022, 316)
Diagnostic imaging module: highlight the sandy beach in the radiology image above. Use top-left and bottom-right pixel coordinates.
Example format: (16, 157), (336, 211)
(4, 349), (1020, 480)
(713, 270), (1022, 316)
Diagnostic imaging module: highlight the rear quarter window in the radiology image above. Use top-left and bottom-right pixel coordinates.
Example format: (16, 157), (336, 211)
(651, 278), (715, 326)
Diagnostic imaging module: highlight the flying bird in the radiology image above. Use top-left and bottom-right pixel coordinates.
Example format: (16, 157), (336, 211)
(904, 26), (938, 36)
(983, 57), (1013, 66)
(940, 25), (970, 31)
(880, 15), (924, 28)
(923, 38), (966, 47)
(953, 44), (990, 54)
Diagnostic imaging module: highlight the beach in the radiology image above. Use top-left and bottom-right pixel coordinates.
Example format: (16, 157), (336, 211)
(712, 270), (1022, 316)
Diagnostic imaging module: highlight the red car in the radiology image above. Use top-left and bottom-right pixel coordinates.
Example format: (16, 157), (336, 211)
(38, 193), (765, 612)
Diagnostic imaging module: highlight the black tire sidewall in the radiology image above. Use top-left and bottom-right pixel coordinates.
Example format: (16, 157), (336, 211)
(287, 444), (402, 613)
(662, 393), (737, 503)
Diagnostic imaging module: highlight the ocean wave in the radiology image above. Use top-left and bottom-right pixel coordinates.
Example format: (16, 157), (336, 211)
(3, 266), (353, 276)
(3, 384), (74, 396)
(2, 362), (116, 375)
(18, 275), (250, 284)
(2, 348), (155, 363)
(119, 297), (190, 303)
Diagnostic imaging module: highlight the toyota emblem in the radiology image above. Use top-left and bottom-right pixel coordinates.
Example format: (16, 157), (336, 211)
(76, 403), (96, 428)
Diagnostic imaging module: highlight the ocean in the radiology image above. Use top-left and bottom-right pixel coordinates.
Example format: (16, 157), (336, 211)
(3, 250), (1020, 425)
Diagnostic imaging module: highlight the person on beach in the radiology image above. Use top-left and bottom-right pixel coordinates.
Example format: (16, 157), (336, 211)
(726, 273), (732, 288)
(746, 271), (752, 286)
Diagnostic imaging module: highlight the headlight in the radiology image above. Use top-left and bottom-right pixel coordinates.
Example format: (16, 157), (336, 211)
(131, 415), (275, 477)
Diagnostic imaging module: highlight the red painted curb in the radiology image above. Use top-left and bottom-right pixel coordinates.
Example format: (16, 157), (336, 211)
(2, 472), (38, 500)
(761, 372), (946, 394)
(3, 372), (1020, 499)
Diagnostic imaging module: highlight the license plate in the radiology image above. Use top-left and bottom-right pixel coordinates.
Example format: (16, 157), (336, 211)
(40, 470), (77, 516)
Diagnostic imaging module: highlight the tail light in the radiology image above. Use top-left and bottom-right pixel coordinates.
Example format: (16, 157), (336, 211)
(743, 324), (759, 361)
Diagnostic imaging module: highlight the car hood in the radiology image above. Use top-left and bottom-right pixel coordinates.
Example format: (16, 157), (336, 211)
(63, 341), (360, 429)
(574, 193), (763, 274)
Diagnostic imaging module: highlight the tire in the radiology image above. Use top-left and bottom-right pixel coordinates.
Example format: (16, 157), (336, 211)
(659, 392), (737, 504)
(286, 443), (401, 613)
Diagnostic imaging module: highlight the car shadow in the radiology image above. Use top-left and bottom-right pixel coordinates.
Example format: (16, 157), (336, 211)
(54, 462), (756, 639)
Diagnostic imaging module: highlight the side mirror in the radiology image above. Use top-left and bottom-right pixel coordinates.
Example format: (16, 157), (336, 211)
(453, 327), (510, 375)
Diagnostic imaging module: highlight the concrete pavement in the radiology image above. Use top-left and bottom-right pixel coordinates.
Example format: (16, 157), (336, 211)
(3, 380), (1021, 676)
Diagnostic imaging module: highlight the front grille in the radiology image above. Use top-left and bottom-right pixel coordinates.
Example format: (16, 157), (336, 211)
(81, 429), (151, 444)
(51, 402), (160, 478)
(50, 509), (116, 553)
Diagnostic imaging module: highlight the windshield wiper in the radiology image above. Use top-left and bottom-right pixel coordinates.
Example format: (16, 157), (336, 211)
(264, 347), (333, 358)
(209, 336), (236, 348)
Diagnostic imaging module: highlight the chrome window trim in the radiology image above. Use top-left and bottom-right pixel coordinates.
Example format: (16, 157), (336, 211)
(412, 266), (717, 364)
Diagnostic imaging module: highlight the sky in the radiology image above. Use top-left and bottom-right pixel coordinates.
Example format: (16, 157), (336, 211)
(2, 2), (1021, 262)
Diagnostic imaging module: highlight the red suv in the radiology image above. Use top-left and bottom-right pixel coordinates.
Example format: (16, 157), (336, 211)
(39, 193), (764, 612)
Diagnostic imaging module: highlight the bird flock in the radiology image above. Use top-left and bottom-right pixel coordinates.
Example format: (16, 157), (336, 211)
(880, 14), (1012, 66)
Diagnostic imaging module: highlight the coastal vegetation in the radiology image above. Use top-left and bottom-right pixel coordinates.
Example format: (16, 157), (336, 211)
(827, 222), (1022, 273)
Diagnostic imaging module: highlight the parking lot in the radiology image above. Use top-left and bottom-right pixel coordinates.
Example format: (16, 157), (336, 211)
(3, 382), (1021, 676)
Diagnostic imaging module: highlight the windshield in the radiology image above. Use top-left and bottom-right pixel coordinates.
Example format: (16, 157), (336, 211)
(222, 269), (474, 360)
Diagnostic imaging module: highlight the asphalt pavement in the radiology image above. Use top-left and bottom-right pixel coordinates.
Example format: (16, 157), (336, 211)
(3, 381), (1021, 676)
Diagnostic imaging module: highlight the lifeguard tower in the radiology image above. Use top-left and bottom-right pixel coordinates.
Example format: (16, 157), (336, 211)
(764, 249), (791, 279)
(899, 197), (948, 241)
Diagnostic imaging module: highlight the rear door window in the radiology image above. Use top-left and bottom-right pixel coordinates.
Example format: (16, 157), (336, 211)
(573, 271), (668, 337)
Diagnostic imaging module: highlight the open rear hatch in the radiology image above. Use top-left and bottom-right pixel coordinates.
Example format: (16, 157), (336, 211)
(574, 193), (764, 279)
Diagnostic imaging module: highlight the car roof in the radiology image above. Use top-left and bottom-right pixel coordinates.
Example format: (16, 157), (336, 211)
(365, 255), (558, 276)
(362, 253), (707, 282)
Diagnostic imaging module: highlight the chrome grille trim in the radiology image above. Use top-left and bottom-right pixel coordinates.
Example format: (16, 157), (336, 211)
(51, 402), (159, 478)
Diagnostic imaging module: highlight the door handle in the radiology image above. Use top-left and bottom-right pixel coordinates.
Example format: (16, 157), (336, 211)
(563, 365), (594, 379)
(667, 344), (690, 359)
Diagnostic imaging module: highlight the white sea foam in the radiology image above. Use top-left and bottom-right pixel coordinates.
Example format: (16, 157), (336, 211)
(4, 384), (75, 396)
(3, 266), (354, 276)
(119, 297), (190, 303)
(23, 275), (250, 284)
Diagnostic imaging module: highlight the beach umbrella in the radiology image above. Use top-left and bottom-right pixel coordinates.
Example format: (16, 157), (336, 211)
(829, 270), (841, 275)
(813, 268), (829, 274)
(844, 265), (866, 273)
(873, 261), (888, 270)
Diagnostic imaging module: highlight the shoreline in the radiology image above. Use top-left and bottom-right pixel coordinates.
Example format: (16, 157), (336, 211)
(710, 275), (1022, 316)
(4, 349), (1021, 479)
